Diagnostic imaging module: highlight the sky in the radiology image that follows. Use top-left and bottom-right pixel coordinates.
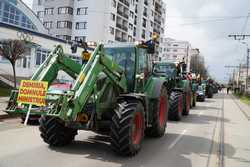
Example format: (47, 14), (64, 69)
(22, 0), (250, 83)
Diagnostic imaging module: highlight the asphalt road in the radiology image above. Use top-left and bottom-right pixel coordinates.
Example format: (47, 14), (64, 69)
(0, 93), (249, 167)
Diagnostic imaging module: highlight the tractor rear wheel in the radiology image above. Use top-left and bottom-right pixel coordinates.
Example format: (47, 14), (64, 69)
(145, 86), (168, 137)
(168, 92), (183, 121)
(192, 93), (196, 107)
(110, 100), (145, 156)
(39, 116), (77, 147)
(183, 92), (191, 116)
(207, 87), (213, 98)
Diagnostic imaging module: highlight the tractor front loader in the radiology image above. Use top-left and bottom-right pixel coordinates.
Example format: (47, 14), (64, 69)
(5, 40), (169, 156)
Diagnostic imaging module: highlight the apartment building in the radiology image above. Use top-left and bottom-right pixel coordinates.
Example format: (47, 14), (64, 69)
(159, 37), (192, 71)
(32, 0), (166, 45)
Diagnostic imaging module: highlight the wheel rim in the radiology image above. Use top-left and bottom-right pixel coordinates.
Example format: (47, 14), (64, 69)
(132, 112), (143, 145)
(178, 96), (182, 113)
(159, 96), (167, 128)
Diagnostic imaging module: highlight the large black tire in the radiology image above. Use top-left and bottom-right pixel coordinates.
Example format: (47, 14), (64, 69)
(182, 92), (191, 116)
(168, 92), (183, 121)
(192, 93), (196, 107)
(207, 87), (213, 98)
(145, 86), (168, 137)
(110, 100), (145, 156)
(39, 116), (77, 147)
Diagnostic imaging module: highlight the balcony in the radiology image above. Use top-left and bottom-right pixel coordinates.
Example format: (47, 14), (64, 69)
(116, 23), (128, 32)
(116, 23), (123, 29)
(119, 0), (129, 7)
(117, 10), (129, 19)
(115, 36), (122, 41)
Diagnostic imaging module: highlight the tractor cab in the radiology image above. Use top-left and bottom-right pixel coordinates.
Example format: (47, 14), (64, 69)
(104, 43), (153, 92)
(152, 62), (177, 79)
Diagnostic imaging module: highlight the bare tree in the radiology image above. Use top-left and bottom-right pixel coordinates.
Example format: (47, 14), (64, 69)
(190, 54), (208, 79)
(0, 39), (27, 88)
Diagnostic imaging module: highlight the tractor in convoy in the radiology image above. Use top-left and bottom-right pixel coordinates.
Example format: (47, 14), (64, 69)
(202, 79), (214, 98)
(5, 38), (170, 156)
(152, 61), (193, 121)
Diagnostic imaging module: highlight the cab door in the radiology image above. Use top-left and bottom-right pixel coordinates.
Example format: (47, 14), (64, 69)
(135, 48), (149, 93)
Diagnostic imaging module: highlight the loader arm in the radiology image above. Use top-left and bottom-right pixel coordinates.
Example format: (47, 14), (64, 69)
(60, 44), (128, 121)
(31, 45), (82, 85)
(5, 45), (82, 114)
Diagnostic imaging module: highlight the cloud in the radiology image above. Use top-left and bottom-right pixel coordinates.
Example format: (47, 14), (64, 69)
(164, 0), (250, 82)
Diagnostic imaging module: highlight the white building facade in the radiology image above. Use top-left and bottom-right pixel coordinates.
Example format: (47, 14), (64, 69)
(32, 0), (166, 44)
(159, 38), (192, 71)
(0, 0), (83, 84)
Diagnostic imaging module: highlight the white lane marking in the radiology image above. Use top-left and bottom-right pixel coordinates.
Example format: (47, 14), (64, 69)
(168, 129), (187, 150)
(198, 111), (203, 117)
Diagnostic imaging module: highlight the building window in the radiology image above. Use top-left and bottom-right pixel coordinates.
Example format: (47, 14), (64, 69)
(38, 0), (42, 5)
(142, 29), (146, 39)
(143, 7), (147, 17)
(142, 18), (146, 28)
(111, 13), (115, 21)
(77, 7), (88, 15)
(36, 49), (50, 66)
(57, 21), (72, 29)
(58, 7), (73, 15)
(37, 11), (44, 18)
(76, 22), (87, 29)
(129, 11), (134, 18)
(173, 44), (179, 47)
(75, 36), (86, 42)
(45, 8), (54, 15)
(1, 2), (37, 30)
(129, 23), (133, 30)
(173, 49), (178, 52)
(112, 0), (116, 8)
(110, 27), (114, 35)
(133, 27), (136, 36)
(43, 21), (53, 29)
(56, 35), (71, 40)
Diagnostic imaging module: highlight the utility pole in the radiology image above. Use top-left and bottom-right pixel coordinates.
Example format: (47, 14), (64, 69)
(246, 48), (250, 91)
(228, 35), (250, 92)
(225, 65), (241, 93)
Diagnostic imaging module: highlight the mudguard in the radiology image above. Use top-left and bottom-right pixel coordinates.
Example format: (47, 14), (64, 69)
(144, 77), (167, 99)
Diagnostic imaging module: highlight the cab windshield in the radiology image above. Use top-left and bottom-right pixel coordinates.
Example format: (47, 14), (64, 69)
(153, 64), (175, 77)
(104, 47), (136, 90)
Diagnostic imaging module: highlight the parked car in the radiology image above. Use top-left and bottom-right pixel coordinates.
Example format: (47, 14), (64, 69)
(196, 85), (205, 102)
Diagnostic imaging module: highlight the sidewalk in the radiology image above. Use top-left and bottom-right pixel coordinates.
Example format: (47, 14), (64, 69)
(224, 94), (250, 167)
(0, 97), (9, 120)
(232, 95), (250, 120)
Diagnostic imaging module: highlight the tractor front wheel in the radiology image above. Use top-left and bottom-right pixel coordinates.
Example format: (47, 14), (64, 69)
(110, 100), (145, 156)
(39, 116), (77, 147)
(168, 92), (183, 121)
(145, 86), (168, 137)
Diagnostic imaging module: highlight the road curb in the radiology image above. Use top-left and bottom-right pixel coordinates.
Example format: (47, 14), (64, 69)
(0, 112), (18, 120)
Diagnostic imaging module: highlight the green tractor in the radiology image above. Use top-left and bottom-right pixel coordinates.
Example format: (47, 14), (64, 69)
(5, 40), (169, 156)
(152, 61), (192, 121)
(202, 79), (213, 98)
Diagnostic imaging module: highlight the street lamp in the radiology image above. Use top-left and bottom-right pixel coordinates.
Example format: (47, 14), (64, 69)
(241, 42), (250, 92)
